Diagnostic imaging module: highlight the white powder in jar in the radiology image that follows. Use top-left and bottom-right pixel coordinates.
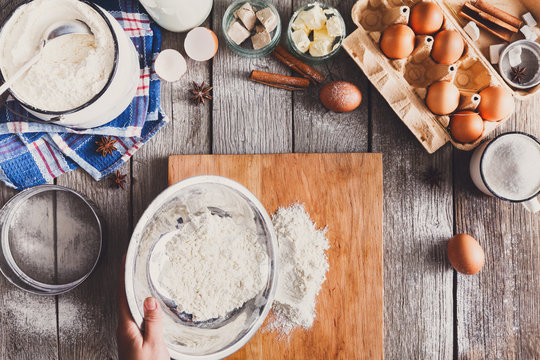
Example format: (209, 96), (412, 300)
(482, 134), (540, 200)
(266, 203), (330, 336)
(0, 0), (115, 112)
(155, 209), (269, 322)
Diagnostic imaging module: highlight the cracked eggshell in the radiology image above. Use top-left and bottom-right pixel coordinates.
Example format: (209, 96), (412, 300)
(154, 49), (187, 82)
(185, 27), (219, 62)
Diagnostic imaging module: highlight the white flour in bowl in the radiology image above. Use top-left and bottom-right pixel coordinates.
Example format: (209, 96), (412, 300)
(266, 203), (330, 336)
(0, 0), (115, 111)
(155, 208), (268, 321)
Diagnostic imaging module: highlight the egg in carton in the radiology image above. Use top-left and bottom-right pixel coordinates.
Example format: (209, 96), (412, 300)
(343, 0), (516, 153)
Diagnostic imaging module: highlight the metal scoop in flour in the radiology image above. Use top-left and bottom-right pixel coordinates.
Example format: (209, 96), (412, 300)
(0, 20), (92, 96)
(147, 207), (238, 328)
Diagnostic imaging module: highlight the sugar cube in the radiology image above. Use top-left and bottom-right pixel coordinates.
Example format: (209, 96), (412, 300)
(256, 7), (278, 32)
(520, 25), (538, 41)
(234, 3), (257, 31)
(251, 29), (271, 50)
(463, 21), (480, 41)
(309, 39), (332, 57)
(489, 43), (506, 64)
(522, 12), (537, 27)
(326, 16), (343, 37)
(291, 29), (310, 53)
(298, 4), (326, 30)
(227, 20), (250, 45)
(508, 46), (522, 67)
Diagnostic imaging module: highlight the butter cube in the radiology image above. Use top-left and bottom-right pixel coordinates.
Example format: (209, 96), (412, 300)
(489, 43), (506, 64)
(256, 7), (279, 32)
(292, 17), (310, 36)
(234, 3), (257, 31)
(251, 29), (271, 50)
(291, 30), (310, 53)
(227, 20), (250, 45)
(313, 28), (333, 42)
(522, 12), (537, 27)
(325, 16), (343, 37)
(309, 39), (332, 57)
(324, 8), (337, 17)
(298, 4), (326, 30)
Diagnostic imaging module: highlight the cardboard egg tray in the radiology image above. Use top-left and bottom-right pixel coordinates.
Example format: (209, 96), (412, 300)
(342, 0), (540, 153)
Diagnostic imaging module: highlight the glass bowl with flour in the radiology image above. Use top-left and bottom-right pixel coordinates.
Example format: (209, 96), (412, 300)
(125, 176), (277, 360)
(0, 0), (139, 128)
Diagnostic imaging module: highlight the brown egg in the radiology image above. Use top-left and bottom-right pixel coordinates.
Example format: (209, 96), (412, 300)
(320, 81), (362, 113)
(380, 24), (416, 59)
(425, 81), (460, 115)
(450, 111), (484, 143)
(431, 30), (464, 64)
(409, 2), (444, 35)
(478, 86), (514, 121)
(447, 234), (485, 275)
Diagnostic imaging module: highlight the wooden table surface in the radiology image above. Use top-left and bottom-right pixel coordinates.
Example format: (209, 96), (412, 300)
(0, 0), (538, 359)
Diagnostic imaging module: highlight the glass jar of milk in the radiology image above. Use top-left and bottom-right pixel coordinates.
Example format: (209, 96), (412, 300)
(139, 0), (213, 32)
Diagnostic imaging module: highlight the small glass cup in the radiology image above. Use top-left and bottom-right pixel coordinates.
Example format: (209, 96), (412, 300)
(222, 0), (282, 58)
(286, 2), (346, 63)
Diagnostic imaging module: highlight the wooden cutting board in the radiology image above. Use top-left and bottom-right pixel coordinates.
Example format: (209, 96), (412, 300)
(168, 153), (383, 360)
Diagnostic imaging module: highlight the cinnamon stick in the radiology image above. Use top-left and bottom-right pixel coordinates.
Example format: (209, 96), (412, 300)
(249, 70), (310, 90)
(475, 0), (523, 29)
(272, 45), (324, 84)
(460, 3), (516, 42)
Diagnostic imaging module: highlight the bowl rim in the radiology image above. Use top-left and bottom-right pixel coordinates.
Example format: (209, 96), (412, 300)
(125, 175), (278, 360)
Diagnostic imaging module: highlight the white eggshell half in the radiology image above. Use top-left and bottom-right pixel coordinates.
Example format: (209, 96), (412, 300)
(154, 49), (187, 82)
(184, 27), (219, 61)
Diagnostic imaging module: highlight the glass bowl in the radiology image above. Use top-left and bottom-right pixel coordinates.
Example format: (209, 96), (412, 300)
(125, 176), (278, 360)
(222, 0), (282, 58)
(286, 2), (346, 63)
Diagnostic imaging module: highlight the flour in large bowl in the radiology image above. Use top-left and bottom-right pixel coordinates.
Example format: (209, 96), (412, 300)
(0, 0), (115, 112)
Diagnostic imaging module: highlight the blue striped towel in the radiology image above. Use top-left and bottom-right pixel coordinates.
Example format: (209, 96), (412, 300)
(0, 0), (169, 189)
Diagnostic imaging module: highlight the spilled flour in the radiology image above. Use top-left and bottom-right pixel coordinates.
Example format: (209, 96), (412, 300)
(267, 203), (330, 336)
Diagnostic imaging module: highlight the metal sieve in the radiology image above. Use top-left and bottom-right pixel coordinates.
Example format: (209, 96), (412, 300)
(0, 185), (103, 295)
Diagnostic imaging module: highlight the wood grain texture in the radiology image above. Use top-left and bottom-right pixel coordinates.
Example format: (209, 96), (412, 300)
(454, 99), (540, 360)
(292, 0), (369, 154)
(370, 89), (454, 359)
(168, 153), (383, 360)
(212, 0), (293, 155)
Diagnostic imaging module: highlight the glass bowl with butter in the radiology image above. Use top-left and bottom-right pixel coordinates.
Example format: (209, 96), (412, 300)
(222, 0), (282, 58)
(287, 2), (346, 63)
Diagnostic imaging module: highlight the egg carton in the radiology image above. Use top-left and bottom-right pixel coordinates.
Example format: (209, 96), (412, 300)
(342, 0), (529, 153)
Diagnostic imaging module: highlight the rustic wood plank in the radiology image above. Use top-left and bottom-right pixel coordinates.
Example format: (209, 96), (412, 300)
(212, 0), (293, 155)
(454, 99), (540, 359)
(370, 89), (454, 359)
(55, 170), (130, 360)
(292, 0), (368, 154)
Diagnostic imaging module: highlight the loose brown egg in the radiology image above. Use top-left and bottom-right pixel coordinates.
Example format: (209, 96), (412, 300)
(447, 234), (485, 275)
(450, 111), (484, 143)
(478, 86), (514, 122)
(431, 30), (464, 64)
(320, 81), (362, 113)
(425, 81), (460, 115)
(380, 24), (416, 59)
(409, 2), (444, 35)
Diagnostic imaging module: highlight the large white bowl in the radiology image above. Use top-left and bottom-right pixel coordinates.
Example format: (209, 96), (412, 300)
(125, 175), (278, 360)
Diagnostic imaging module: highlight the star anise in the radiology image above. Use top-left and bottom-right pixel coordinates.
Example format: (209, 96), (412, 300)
(95, 136), (118, 157)
(111, 170), (127, 189)
(421, 166), (444, 188)
(189, 81), (213, 105)
(510, 65), (527, 84)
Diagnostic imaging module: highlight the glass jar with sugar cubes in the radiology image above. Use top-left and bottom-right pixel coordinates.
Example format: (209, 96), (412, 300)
(287, 2), (346, 63)
(222, 0), (282, 58)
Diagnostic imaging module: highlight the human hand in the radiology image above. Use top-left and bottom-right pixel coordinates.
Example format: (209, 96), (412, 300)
(117, 259), (170, 360)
